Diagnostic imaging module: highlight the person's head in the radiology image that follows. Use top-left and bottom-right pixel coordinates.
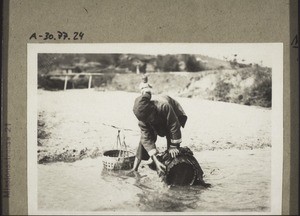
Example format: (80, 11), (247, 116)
(133, 92), (158, 123)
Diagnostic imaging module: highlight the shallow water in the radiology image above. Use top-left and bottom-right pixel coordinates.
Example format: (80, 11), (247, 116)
(38, 149), (271, 213)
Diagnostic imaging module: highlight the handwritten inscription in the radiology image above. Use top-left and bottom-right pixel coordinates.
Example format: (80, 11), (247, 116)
(29, 31), (84, 41)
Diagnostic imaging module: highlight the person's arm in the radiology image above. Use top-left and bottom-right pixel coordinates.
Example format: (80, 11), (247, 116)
(151, 154), (166, 176)
(131, 157), (141, 171)
(138, 121), (166, 174)
(161, 103), (182, 157)
(138, 121), (158, 156)
(162, 104), (182, 145)
(128, 121), (156, 173)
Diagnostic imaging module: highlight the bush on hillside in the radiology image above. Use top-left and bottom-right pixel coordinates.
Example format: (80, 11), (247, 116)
(247, 77), (272, 107)
(214, 79), (234, 102)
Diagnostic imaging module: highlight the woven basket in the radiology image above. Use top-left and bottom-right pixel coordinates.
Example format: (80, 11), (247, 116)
(102, 149), (135, 170)
(102, 130), (135, 170)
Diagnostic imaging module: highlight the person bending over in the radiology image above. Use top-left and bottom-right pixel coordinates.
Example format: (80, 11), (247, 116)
(131, 90), (187, 176)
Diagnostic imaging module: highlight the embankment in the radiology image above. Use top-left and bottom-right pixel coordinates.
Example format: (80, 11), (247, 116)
(100, 67), (271, 108)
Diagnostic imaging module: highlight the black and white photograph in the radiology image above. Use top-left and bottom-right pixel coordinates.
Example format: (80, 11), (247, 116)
(27, 43), (283, 215)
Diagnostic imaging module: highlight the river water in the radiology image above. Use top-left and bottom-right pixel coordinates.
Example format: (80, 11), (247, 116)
(38, 149), (271, 213)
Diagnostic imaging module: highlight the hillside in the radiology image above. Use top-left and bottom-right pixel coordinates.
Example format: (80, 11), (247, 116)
(38, 53), (233, 75)
(99, 66), (271, 108)
(38, 53), (271, 108)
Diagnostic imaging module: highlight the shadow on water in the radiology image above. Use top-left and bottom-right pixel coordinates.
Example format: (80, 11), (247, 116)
(100, 168), (205, 212)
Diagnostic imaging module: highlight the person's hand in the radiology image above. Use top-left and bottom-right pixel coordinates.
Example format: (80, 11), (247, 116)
(152, 155), (166, 177)
(168, 146), (179, 158)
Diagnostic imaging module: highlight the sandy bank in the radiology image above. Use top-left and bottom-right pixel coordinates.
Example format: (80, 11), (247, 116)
(37, 89), (271, 164)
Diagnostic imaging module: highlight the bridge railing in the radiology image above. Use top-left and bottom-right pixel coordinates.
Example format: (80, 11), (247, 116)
(46, 73), (105, 90)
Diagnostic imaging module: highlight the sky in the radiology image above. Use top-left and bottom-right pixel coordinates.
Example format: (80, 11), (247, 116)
(35, 43), (281, 68)
(194, 43), (276, 67)
(113, 43), (279, 68)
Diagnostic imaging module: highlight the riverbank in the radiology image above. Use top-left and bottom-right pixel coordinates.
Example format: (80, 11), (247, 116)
(37, 89), (271, 164)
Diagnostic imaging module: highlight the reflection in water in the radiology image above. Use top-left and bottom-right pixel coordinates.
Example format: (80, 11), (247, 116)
(137, 185), (204, 212)
(100, 168), (203, 212)
(38, 149), (271, 213)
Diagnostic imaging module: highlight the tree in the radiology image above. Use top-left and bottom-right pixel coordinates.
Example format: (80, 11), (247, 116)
(163, 55), (179, 72)
(185, 55), (204, 72)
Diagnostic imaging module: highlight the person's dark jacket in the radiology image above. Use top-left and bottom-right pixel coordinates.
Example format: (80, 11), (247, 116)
(133, 93), (187, 156)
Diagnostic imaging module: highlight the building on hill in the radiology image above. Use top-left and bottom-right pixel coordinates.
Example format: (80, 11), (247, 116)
(145, 63), (156, 72)
(59, 66), (81, 74)
(178, 61), (186, 71)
